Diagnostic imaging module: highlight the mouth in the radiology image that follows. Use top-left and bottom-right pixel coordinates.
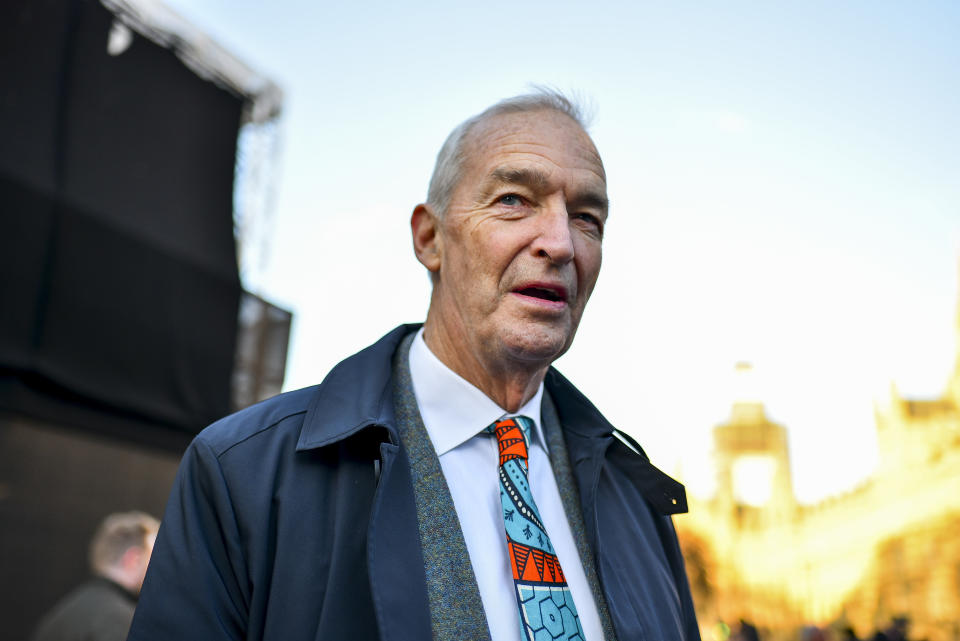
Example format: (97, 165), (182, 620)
(511, 283), (568, 304)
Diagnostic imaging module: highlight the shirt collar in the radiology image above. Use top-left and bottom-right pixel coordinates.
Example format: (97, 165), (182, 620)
(408, 328), (546, 456)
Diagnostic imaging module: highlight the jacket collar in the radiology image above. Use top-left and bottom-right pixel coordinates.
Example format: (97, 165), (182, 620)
(544, 368), (688, 516)
(543, 367), (618, 441)
(296, 324), (419, 451)
(295, 324), (603, 452)
(293, 324), (686, 515)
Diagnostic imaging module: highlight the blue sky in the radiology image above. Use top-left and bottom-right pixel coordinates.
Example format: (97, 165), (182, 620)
(163, 0), (959, 503)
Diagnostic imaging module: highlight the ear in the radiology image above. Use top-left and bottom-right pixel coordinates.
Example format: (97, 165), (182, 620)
(411, 203), (442, 274)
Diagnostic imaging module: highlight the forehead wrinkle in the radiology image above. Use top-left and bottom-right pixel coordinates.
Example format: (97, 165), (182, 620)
(494, 127), (606, 183)
(461, 114), (608, 206)
(470, 113), (605, 171)
(493, 138), (607, 186)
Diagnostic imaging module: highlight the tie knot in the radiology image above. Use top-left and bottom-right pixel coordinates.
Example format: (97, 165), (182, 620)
(487, 416), (533, 466)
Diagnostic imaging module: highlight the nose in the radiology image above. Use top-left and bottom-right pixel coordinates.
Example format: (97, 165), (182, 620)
(531, 197), (574, 265)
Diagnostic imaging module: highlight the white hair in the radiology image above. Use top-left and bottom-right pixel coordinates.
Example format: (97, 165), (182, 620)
(425, 88), (591, 217)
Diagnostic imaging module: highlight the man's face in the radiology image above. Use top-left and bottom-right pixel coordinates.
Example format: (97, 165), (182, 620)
(431, 109), (607, 372)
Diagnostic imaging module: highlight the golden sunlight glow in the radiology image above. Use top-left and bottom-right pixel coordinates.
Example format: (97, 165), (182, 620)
(675, 272), (960, 641)
(731, 455), (775, 507)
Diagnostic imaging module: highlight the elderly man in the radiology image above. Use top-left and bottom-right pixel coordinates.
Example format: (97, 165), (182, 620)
(129, 91), (699, 641)
(32, 511), (159, 641)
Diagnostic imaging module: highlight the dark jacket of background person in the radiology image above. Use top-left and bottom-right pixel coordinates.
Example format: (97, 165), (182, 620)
(30, 577), (137, 641)
(127, 325), (698, 641)
(31, 512), (156, 641)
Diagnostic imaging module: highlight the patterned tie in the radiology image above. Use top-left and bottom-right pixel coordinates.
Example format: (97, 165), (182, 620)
(487, 416), (586, 641)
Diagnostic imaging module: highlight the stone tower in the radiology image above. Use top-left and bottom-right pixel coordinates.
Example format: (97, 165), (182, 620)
(713, 363), (797, 527)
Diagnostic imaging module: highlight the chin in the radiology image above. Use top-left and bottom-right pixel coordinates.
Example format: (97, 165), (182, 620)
(499, 325), (572, 366)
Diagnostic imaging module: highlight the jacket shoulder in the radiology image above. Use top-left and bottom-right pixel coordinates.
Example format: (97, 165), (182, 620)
(195, 386), (318, 457)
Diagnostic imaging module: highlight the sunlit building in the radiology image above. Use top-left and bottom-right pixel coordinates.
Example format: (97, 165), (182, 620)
(677, 273), (960, 641)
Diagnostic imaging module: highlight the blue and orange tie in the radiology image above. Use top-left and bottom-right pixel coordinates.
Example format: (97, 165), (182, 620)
(487, 416), (585, 641)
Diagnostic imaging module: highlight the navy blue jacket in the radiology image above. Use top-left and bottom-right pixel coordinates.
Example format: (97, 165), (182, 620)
(128, 325), (700, 641)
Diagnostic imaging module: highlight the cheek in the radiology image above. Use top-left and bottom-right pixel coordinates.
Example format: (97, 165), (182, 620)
(470, 233), (516, 277)
(443, 236), (479, 279)
(576, 243), (603, 290)
(446, 247), (497, 306)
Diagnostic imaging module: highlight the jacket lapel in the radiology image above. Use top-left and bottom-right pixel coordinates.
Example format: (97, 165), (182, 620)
(544, 368), (687, 519)
(367, 441), (433, 641)
(544, 368), (690, 641)
(294, 324), (432, 641)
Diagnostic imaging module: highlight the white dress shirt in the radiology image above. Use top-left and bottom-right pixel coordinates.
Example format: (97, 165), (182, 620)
(408, 328), (602, 641)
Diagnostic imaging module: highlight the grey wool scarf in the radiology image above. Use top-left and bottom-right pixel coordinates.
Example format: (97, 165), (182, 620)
(391, 331), (618, 641)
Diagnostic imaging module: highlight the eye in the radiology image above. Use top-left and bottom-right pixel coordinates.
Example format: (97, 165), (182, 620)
(574, 212), (604, 236)
(575, 212), (601, 227)
(498, 193), (523, 207)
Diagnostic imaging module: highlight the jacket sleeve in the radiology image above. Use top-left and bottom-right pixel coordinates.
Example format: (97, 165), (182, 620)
(127, 437), (249, 641)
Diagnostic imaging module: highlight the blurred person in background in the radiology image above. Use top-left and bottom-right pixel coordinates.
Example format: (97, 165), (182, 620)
(839, 626), (860, 641)
(31, 511), (159, 641)
(732, 619), (760, 641)
(882, 617), (910, 641)
(800, 626), (828, 641)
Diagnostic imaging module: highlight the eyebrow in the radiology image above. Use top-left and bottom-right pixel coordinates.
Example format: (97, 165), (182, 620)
(490, 166), (551, 189)
(478, 166), (610, 214)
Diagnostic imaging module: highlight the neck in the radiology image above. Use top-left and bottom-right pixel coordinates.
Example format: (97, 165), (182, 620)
(422, 319), (548, 413)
